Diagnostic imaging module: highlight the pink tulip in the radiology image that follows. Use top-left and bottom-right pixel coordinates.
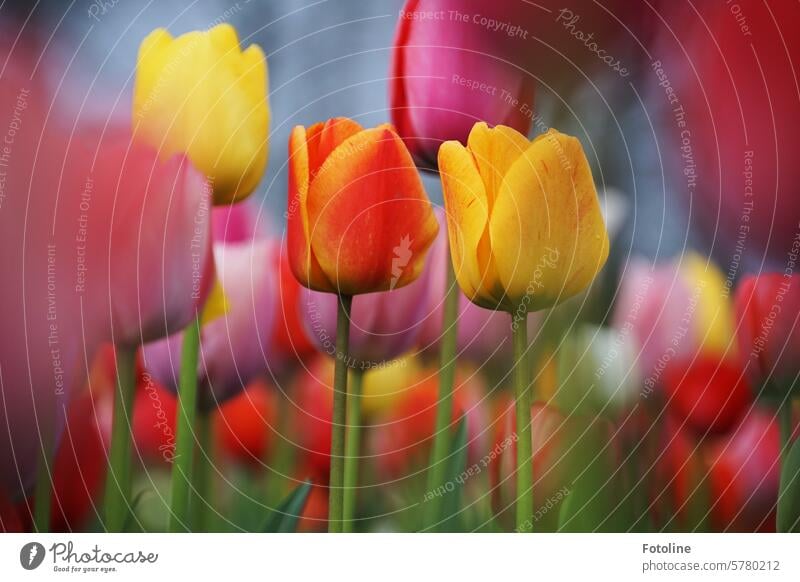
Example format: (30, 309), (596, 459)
(85, 133), (215, 347)
(735, 273), (800, 394)
(211, 198), (266, 245)
(650, 1), (800, 271)
(612, 255), (736, 392)
(390, 0), (537, 168)
(418, 209), (529, 363)
(143, 237), (277, 408)
(0, 47), (102, 497)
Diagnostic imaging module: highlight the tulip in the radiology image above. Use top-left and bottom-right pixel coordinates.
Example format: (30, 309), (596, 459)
(390, 0), (537, 169)
(555, 323), (642, 418)
(439, 121), (608, 530)
(289, 356), (335, 480)
(370, 366), (489, 480)
(0, 62), (106, 530)
(613, 253), (736, 392)
(50, 390), (110, 532)
(439, 123), (609, 312)
(133, 24), (270, 204)
(663, 355), (752, 437)
(287, 117), (439, 295)
(132, 376), (178, 465)
(706, 410), (781, 532)
(287, 116), (438, 531)
(651, 2), (800, 272)
(143, 238), (277, 409)
(735, 274), (800, 396)
(214, 379), (278, 467)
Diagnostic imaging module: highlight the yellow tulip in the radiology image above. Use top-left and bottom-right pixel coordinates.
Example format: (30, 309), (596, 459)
(438, 123), (609, 313)
(133, 24), (269, 204)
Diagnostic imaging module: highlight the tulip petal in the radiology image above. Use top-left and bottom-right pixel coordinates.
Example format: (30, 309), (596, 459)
(287, 125), (336, 292)
(490, 130), (609, 310)
(438, 140), (503, 308)
(307, 126), (438, 295)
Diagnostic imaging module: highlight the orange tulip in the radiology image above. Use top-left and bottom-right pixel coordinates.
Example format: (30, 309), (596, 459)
(287, 117), (439, 295)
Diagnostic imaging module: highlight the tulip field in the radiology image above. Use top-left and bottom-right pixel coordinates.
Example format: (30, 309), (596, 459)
(1, 0), (800, 545)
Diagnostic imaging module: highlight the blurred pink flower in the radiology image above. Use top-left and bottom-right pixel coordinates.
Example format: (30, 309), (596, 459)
(143, 237), (277, 408)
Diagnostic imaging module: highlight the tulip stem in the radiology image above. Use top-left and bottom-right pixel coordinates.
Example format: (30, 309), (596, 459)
(192, 410), (213, 532)
(169, 316), (201, 532)
(103, 344), (137, 532)
(780, 400), (793, 465)
(342, 366), (364, 532)
(329, 294), (352, 533)
(425, 259), (460, 530)
(33, 427), (54, 533)
(512, 312), (533, 532)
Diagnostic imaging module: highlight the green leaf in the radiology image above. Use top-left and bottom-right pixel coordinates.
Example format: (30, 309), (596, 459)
(778, 436), (800, 532)
(122, 489), (150, 533)
(262, 480), (312, 533)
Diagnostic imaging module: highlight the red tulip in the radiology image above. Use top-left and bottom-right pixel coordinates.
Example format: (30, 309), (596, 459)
(663, 355), (752, 437)
(735, 274), (800, 395)
(370, 367), (489, 478)
(289, 357), (334, 479)
(214, 379), (278, 466)
(132, 374), (178, 465)
(49, 390), (110, 531)
(706, 410), (781, 532)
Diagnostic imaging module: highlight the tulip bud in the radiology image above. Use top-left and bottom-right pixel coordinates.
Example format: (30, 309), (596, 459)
(133, 24), (270, 204)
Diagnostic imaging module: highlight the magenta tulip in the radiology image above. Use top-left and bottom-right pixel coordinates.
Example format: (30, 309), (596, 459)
(650, 1), (800, 271)
(390, 0), (537, 168)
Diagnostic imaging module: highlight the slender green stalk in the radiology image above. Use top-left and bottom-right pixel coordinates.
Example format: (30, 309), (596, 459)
(168, 317), (201, 532)
(512, 312), (533, 532)
(33, 427), (53, 533)
(328, 294), (352, 533)
(192, 410), (212, 532)
(342, 367), (364, 532)
(425, 260), (460, 530)
(103, 345), (137, 532)
(780, 400), (793, 464)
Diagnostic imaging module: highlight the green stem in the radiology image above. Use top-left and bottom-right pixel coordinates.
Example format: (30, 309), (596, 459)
(425, 259), (460, 530)
(328, 294), (352, 533)
(192, 410), (212, 532)
(103, 344), (137, 532)
(780, 400), (793, 465)
(512, 312), (533, 532)
(168, 317), (201, 532)
(33, 427), (53, 533)
(342, 367), (364, 532)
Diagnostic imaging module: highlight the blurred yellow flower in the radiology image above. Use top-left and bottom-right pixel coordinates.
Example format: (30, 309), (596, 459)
(133, 23), (269, 204)
(359, 355), (421, 418)
(438, 123), (609, 313)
